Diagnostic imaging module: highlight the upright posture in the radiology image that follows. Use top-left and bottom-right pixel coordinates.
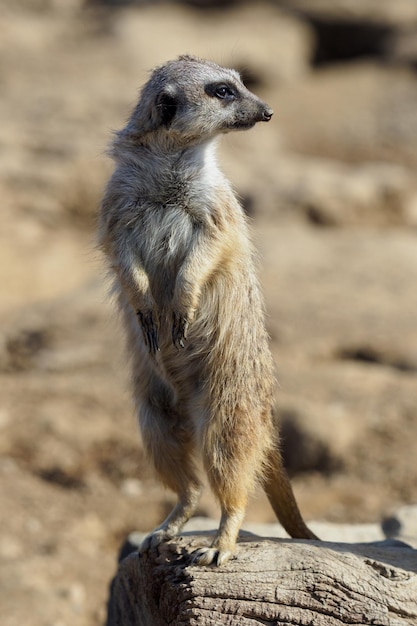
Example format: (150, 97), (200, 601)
(99, 55), (316, 566)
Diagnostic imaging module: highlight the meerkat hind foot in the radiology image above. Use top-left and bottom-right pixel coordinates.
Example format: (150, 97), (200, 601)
(191, 546), (234, 567)
(139, 527), (176, 553)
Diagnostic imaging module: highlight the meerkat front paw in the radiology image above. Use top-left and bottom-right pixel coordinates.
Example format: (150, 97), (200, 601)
(172, 312), (190, 349)
(137, 310), (159, 354)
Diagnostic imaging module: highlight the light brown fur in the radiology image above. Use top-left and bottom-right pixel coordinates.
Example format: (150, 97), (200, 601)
(98, 55), (317, 566)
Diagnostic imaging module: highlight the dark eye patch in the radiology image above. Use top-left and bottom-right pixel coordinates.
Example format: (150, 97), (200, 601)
(205, 82), (238, 101)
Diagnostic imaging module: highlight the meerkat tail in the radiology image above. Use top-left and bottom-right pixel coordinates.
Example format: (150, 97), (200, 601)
(263, 452), (318, 540)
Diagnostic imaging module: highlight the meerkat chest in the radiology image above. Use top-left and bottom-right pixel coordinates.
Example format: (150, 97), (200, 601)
(136, 160), (223, 273)
(139, 202), (201, 269)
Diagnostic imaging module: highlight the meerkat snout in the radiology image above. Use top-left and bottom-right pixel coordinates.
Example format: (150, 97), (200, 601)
(262, 107), (273, 122)
(252, 104), (273, 124)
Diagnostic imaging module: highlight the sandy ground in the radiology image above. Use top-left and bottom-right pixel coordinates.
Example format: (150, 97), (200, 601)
(1, 3), (417, 625)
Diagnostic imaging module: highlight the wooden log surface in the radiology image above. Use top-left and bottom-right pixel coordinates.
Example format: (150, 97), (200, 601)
(106, 532), (417, 626)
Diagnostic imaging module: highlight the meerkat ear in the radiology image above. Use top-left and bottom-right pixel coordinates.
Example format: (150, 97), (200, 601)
(155, 87), (178, 128)
(126, 84), (179, 136)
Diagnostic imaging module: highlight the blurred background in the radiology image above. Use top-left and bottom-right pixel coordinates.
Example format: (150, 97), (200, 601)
(1, 0), (417, 624)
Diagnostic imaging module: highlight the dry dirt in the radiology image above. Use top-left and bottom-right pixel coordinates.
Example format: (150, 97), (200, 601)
(1, 2), (417, 625)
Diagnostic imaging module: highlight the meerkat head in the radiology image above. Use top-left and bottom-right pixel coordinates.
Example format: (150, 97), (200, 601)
(122, 55), (273, 147)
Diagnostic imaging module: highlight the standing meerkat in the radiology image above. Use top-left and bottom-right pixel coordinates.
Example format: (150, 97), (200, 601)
(99, 55), (317, 566)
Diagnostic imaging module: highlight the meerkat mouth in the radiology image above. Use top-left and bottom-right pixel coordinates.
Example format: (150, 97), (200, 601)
(228, 120), (257, 130)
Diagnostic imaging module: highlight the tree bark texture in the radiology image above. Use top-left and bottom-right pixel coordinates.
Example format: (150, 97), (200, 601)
(106, 532), (417, 625)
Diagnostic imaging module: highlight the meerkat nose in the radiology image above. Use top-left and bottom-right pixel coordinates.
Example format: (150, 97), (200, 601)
(262, 107), (274, 122)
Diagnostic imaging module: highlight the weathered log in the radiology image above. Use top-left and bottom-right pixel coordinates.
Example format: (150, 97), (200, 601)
(106, 531), (417, 625)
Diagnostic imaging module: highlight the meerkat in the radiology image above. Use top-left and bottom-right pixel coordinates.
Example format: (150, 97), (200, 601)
(98, 55), (317, 566)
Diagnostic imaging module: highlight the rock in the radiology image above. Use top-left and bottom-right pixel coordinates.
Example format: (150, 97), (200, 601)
(120, 478), (143, 499)
(276, 399), (359, 474)
(106, 531), (417, 626)
(283, 0), (417, 67)
(273, 156), (414, 226)
(283, 0), (417, 26)
(336, 342), (417, 373)
(0, 280), (115, 373)
(405, 191), (417, 228)
(275, 64), (417, 165)
(382, 505), (417, 549)
(2, 0), (84, 12)
(389, 26), (417, 68)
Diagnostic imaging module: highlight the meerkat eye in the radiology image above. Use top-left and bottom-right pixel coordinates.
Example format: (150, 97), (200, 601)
(215, 85), (234, 99)
(205, 83), (237, 101)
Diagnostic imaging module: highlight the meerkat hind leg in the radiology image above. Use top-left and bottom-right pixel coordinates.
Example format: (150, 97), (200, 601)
(137, 387), (203, 552)
(192, 430), (253, 566)
(191, 504), (246, 566)
(140, 482), (202, 552)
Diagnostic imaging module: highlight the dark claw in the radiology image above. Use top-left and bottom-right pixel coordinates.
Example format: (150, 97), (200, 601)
(172, 312), (188, 350)
(137, 311), (159, 354)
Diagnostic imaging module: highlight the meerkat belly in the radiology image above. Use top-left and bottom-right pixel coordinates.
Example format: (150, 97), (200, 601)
(154, 265), (250, 391)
